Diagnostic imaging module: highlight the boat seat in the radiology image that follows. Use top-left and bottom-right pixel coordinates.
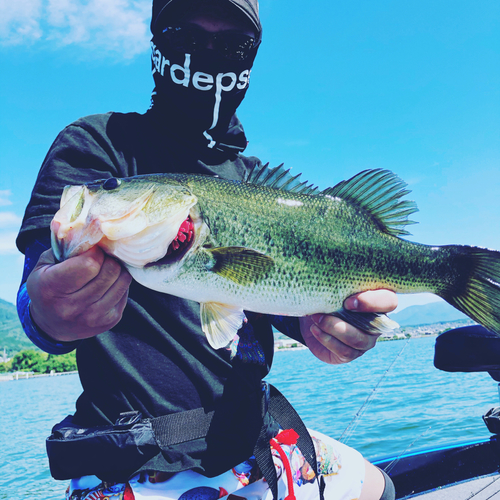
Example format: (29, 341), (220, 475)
(434, 325), (500, 382)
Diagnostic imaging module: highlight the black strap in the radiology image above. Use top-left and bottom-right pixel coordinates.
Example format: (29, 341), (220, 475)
(254, 412), (279, 500)
(253, 383), (325, 500)
(268, 384), (319, 476)
(151, 408), (215, 447)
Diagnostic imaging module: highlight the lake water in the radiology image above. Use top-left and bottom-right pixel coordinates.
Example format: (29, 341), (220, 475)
(0, 336), (496, 499)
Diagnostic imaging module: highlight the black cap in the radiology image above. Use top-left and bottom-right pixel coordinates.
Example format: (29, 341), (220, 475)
(151, 0), (262, 38)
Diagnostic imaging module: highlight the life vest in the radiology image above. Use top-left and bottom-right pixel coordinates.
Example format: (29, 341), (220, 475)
(47, 382), (325, 500)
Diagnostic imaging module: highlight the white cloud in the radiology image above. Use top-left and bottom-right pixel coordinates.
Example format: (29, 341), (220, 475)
(0, 231), (20, 254)
(0, 0), (151, 58)
(0, 203), (23, 255)
(0, 190), (13, 207)
(0, 212), (23, 228)
(0, 0), (43, 44)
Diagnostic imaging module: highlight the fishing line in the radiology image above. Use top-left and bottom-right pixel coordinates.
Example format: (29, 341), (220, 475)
(383, 425), (433, 475)
(339, 337), (411, 445)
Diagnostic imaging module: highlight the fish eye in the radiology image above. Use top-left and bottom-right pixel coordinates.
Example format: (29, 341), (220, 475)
(103, 178), (121, 191)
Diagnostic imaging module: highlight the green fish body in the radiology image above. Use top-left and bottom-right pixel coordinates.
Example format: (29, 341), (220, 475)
(51, 167), (500, 349)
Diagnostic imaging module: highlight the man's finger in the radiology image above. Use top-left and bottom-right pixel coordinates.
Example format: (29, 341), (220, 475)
(82, 276), (131, 330)
(311, 314), (379, 351)
(88, 267), (132, 312)
(37, 247), (106, 294)
(81, 255), (128, 302)
(344, 289), (398, 313)
(310, 324), (367, 363)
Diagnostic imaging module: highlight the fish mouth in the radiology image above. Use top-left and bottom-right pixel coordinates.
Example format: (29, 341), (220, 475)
(51, 178), (200, 268)
(51, 219), (101, 263)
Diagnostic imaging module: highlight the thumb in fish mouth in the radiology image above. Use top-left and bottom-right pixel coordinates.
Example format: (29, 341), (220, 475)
(50, 218), (104, 262)
(50, 184), (102, 262)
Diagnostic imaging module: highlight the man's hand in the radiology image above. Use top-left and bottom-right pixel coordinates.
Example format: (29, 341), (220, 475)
(300, 290), (398, 364)
(26, 247), (132, 342)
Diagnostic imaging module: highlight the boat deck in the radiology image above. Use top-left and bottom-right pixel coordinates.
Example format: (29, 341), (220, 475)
(407, 474), (500, 499)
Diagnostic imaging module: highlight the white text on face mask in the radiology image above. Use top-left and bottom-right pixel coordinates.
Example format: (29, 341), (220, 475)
(151, 42), (251, 93)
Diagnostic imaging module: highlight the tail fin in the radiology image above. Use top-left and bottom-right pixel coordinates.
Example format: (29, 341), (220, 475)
(443, 246), (500, 334)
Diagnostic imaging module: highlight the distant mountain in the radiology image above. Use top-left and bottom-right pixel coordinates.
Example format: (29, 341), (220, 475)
(0, 297), (20, 328)
(390, 301), (468, 327)
(0, 297), (39, 356)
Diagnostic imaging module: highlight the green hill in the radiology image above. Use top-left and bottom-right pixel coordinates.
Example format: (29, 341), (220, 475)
(0, 297), (40, 356)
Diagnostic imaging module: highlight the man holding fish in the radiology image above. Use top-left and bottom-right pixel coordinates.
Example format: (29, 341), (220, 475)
(16, 0), (399, 498)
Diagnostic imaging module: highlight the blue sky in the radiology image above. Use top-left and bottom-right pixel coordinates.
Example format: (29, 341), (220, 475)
(0, 0), (499, 313)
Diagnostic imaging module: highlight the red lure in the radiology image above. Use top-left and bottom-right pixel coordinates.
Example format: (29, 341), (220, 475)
(166, 216), (195, 255)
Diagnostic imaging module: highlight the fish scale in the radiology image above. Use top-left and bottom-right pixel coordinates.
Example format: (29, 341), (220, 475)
(185, 176), (439, 301)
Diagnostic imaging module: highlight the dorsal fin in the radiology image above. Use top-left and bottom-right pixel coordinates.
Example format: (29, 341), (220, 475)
(324, 169), (419, 237)
(246, 163), (320, 195)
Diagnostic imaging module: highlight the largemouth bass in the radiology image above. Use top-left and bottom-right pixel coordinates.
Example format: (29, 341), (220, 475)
(50, 166), (500, 349)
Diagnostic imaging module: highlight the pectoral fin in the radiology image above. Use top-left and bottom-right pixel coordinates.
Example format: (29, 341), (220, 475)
(332, 309), (399, 335)
(206, 247), (274, 286)
(200, 302), (246, 349)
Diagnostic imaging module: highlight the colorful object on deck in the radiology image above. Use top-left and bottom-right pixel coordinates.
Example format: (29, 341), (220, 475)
(65, 429), (363, 500)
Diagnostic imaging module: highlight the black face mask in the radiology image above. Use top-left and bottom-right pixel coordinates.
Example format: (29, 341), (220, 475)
(150, 35), (258, 152)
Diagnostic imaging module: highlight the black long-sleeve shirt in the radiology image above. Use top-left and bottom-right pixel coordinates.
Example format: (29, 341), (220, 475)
(17, 110), (303, 478)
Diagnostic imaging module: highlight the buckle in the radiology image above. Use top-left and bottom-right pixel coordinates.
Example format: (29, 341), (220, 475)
(115, 410), (143, 428)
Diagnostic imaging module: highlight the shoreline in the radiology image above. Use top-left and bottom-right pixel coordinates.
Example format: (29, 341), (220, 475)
(0, 370), (78, 382)
(273, 333), (439, 353)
